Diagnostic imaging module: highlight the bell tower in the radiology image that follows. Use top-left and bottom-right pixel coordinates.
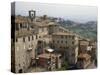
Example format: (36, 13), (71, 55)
(29, 10), (36, 21)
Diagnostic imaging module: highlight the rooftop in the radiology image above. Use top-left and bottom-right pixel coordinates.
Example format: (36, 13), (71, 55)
(15, 30), (33, 38)
(78, 53), (91, 60)
(79, 41), (89, 45)
(15, 16), (32, 23)
(15, 16), (58, 27)
(52, 32), (75, 36)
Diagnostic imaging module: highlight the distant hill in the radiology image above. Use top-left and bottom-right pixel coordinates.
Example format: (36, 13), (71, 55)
(58, 20), (97, 40)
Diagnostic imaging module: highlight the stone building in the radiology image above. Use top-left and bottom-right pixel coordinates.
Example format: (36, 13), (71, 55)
(12, 15), (79, 73)
(51, 32), (79, 64)
(14, 30), (37, 73)
(37, 53), (61, 70)
(11, 10), (38, 73)
(11, 10), (94, 73)
(12, 16), (38, 73)
(78, 39), (90, 54)
(77, 53), (91, 69)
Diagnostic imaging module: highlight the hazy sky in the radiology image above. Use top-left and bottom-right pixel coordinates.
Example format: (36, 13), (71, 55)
(14, 2), (97, 22)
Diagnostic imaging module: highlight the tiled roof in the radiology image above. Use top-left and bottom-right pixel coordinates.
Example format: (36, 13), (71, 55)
(78, 53), (91, 60)
(79, 40), (89, 45)
(52, 32), (75, 36)
(15, 30), (33, 38)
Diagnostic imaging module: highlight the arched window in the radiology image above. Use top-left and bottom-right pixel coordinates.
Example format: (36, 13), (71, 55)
(18, 69), (23, 73)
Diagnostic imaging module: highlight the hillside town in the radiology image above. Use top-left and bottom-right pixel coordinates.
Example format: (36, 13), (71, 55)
(11, 10), (97, 73)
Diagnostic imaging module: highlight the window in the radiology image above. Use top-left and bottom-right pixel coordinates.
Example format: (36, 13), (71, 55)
(38, 41), (42, 44)
(32, 36), (34, 40)
(28, 36), (30, 41)
(18, 69), (23, 73)
(53, 40), (55, 43)
(65, 36), (67, 39)
(20, 23), (22, 28)
(57, 40), (59, 43)
(19, 64), (20, 67)
(16, 38), (18, 42)
(52, 57), (55, 59)
(23, 37), (25, 42)
(66, 47), (69, 49)
(60, 46), (62, 48)
(23, 23), (26, 28)
(71, 53), (75, 56)
(39, 36), (41, 38)
(72, 36), (75, 39)
(16, 23), (19, 30)
(61, 40), (63, 43)
(65, 41), (67, 44)
(69, 35), (71, 38)
(12, 39), (14, 42)
(72, 41), (74, 45)
(52, 46), (55, 48)
(36, 35), (38, 39)
(61, 36), (63, 38)
(31, 13), (34, 17)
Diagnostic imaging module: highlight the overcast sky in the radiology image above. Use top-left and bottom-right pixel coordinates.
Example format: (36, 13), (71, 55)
(14, 2), (97, 22)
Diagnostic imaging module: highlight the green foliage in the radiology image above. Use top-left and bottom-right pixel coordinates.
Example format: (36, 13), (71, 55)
(57, 60), (69, 71)
(69, 26), (97, 40)
(59, 20), (97, 40)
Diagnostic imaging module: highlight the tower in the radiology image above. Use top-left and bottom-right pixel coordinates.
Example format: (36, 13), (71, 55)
(29, 10), (36, 21)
